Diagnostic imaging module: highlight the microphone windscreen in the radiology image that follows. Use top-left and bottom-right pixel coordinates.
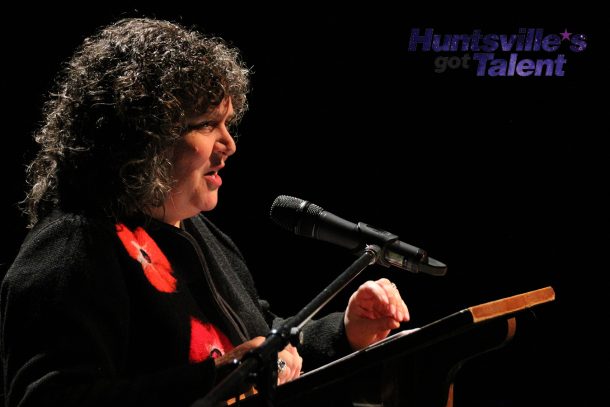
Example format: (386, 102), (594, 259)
(270, 195), (323, 232)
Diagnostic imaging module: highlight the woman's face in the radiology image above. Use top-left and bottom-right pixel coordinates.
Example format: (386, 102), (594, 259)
(153, 98), (236, 226)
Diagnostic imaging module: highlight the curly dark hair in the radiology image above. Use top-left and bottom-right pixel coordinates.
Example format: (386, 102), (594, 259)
(23, 18), (250, 227)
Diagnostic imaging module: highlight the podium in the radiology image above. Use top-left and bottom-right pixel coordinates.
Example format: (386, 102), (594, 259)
(223, 286), (555, 407)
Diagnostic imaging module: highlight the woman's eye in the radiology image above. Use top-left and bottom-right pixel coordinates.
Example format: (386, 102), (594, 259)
(189, 121), (216, 131)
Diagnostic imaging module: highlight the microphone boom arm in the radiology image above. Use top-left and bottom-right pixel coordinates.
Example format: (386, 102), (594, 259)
(193, 245), (383, 407)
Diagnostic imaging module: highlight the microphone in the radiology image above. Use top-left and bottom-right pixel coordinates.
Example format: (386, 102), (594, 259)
(270, 195), (447, 276)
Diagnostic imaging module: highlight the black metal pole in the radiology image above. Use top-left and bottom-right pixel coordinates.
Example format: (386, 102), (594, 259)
(192, 245), (380, 407)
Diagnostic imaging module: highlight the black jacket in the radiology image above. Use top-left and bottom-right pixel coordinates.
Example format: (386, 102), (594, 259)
(1, 210), (350, 406)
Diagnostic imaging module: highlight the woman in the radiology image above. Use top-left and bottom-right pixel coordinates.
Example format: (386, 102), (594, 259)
(1, 18), (408, 406)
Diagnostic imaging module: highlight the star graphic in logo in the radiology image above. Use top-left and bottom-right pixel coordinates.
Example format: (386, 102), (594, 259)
(560, 29), (572, 41)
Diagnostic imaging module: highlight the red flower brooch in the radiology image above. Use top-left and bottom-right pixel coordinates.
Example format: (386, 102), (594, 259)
(189, 317), (234, 363)
(116, 224), (177, 293)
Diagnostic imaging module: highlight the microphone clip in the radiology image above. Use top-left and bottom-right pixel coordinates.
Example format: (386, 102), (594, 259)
(357, 222), (398, 269)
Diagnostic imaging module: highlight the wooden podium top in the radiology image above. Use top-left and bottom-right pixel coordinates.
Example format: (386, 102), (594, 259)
(469, 286), (555, 323)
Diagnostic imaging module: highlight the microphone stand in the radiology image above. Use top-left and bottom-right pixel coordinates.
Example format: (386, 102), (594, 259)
(192, 245), (382, 407)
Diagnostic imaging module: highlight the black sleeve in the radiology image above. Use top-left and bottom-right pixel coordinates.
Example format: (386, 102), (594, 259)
(0, 216), (217, 407)
(258, 301), (353, 371)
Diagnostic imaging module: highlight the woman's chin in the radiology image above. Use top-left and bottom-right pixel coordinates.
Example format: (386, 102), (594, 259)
(199, 196), (219, 212)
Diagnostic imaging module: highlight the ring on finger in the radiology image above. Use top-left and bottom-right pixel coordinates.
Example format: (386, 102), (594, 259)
(277, 358), (287, 374)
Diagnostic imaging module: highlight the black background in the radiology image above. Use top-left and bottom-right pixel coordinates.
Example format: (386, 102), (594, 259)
(0, 4), (602, 406)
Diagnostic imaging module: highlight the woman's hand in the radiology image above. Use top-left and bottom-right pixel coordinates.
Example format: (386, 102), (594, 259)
(214, 336), (302, 385)
(277, 343), (302, 384)
(344, 278), (410, 350)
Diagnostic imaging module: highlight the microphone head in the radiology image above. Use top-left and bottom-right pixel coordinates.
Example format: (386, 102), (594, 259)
(270, 195), (323, 233)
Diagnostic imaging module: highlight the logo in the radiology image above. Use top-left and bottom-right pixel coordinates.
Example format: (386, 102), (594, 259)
(408, 28), (587, 76)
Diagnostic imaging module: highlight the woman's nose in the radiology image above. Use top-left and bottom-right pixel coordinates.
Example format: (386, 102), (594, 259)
(217, 126), (237, 157)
